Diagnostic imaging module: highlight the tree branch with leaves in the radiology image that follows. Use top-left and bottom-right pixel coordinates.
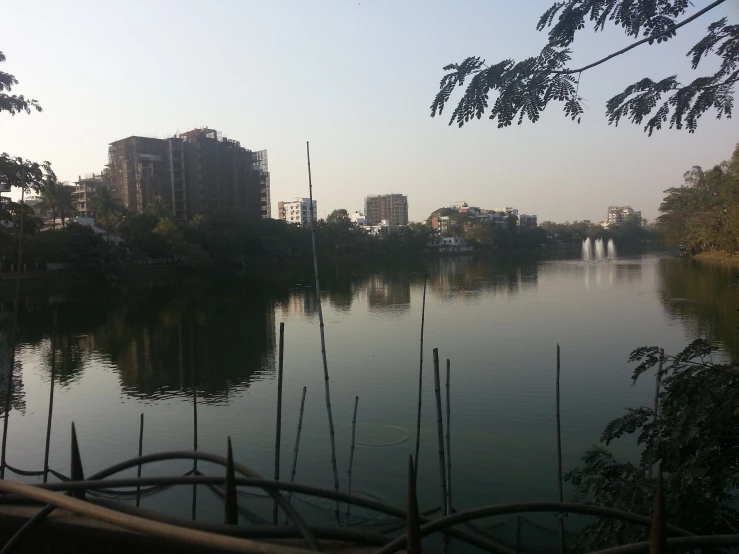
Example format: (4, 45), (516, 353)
(431, 0), (738, 135)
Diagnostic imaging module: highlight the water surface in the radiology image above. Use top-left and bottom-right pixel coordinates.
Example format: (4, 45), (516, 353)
(1, 253), (737, 546)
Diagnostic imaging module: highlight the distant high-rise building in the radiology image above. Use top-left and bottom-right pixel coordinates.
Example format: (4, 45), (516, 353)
(606, 206), (641, 226)
(364, 194), (408, 226)
(106, 129), (269, 221)
(277, 197), (316, 225)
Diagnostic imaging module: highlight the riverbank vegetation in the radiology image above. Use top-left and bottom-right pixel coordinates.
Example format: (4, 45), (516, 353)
(657, 144), (739, 257)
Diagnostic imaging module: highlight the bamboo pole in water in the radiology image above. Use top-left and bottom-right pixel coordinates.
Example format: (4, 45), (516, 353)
(433, 348), (448, 517)
(1, 186), (26, 478)
(273, 322), (285, 525)
(346, 396), (359, 524)
(285, 386), (307, 525)
(445, 358), (452, 515)
(136, 413), (144, 507)
(414, 272), (428, 478)
(43, 308), (58, 484)
(556, 344), (565, 554)
(649, 348), (664, 478)
(190, 319), (198, 521)
(306, 141), (340, 523)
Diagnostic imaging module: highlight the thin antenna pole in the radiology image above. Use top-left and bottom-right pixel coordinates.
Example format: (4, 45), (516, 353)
(556, 344), (565, 554)
(306, 141), (340, 523)
(273, 322), (285, 525)
(346, 396), (359, 524)
(1, 186), (26, 478)
(43, 307), (58, 484)
(414, 272), (428, 478)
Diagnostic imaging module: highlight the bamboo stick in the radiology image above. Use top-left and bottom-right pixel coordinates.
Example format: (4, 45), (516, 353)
(306, 141), (340, 523)
(516, 516), (522, 554)
(445, 358), (452, 515)
(556, 344), (565, 554)
(136, 413), (144, 507)
(414, 272), (428, 478)
(43, 307), (58, 484)
(649, 348), (664, 478)
(1, 186), (26, 478)
(273, 322), (285, 525)
(190, 319), (198, 521)
(346, 396), (359, 524)
(284, 386), (307, 525)
(433, 348), (448, 517)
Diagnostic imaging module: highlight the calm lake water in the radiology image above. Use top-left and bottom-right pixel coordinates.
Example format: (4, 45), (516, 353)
(0, 252), (737, 548)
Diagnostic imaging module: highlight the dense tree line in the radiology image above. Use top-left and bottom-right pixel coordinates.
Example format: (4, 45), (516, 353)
(657, 144), (739, 254)
(540, 216), (656, 246)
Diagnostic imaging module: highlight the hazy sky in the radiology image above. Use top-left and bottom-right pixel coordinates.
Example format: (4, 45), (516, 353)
(2, 0), (738, 222)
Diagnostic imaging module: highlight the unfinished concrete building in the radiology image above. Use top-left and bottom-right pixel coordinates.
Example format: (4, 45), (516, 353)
(107, 129), (269, 221)
(107, 136), (187, 219)
(364, 193), (408, 226)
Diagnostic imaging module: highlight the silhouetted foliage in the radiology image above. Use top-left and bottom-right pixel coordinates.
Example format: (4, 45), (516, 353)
(658, 143), (739, 253)
(431, 1), (737, 134)
(566, 338), (739, 551)
(0, 51), (40, 116)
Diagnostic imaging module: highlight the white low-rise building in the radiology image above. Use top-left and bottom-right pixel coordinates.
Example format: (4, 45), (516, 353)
(350, 211), (367, 225)
(277, 198), (317, 225)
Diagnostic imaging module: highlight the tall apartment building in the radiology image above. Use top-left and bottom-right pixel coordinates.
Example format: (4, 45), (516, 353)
(107, 129), (269, 221)
(277, 198), (316, 225)
(606, 206), (641, 226)
(364, 194), (408, 226)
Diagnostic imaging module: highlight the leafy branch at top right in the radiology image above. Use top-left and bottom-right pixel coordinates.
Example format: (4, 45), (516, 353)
(430, 0), (739, 135)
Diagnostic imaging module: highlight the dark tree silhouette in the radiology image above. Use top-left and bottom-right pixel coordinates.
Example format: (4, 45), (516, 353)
(431, 0), (737, 135)
(0, 50), (53, 191)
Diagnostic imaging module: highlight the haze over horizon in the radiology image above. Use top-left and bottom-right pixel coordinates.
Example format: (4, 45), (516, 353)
(2, 0), (738, 223)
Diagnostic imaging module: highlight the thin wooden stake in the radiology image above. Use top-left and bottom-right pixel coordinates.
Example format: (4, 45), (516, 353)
(285, 386), (307, 525)
(433, 348), (448, 517)
(516, 516), (522, 554)
(445, 358), (452, 516)
(224, 437), (237, 525)
(43, 307), (58, 484)
(649, 348), (664, 478)
(346, 396), (359, 524)
(190, 319), (198, 521)
(136, 413), (144, 507)
(273, 322), (285, 525)
(649, 467), (667, 554)
(70, 423), (85, 500)
(556, 344), (565, 554)
(414, 272), (428, 478)
(306, 141), (340, 523)
(406, 456), (422, 554)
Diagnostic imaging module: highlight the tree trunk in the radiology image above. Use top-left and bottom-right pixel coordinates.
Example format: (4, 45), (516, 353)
(52, 208), (56, 230)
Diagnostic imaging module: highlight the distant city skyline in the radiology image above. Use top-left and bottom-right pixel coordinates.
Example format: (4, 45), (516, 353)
(2, 1), (738, 223)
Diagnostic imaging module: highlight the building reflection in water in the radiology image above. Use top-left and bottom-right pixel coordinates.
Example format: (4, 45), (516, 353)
(429, 256), (539, 299)
(10, 278), (278, 403)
